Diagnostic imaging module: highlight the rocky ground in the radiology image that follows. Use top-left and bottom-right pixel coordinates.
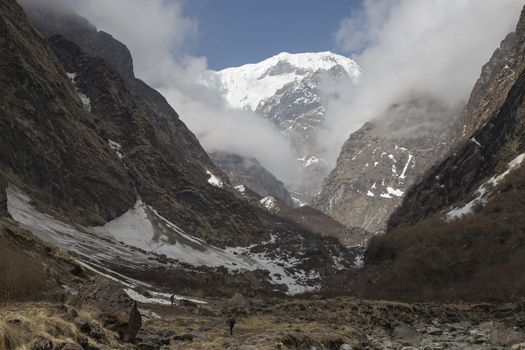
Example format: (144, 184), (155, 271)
(3, 291), (525, 350)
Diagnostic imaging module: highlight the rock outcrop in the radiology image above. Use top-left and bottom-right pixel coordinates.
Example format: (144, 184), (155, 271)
(313, 98), (457, 233)
(210, 152), (295, 207)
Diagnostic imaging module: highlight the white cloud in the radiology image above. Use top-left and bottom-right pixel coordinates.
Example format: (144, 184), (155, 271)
(19, 0), (298, 181)
(323, 0), (523, 162)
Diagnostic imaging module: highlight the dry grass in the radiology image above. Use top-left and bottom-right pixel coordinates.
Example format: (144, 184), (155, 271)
(0, 304), (78, 346)
(0, 302), (133, 350)
(0, 247), (48, 304)
(141, 308), (363, 350)
(0, 320), (24, 350)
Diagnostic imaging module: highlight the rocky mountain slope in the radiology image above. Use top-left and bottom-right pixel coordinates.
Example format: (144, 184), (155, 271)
(389, 5), (525, 229)
(313, 98), (458, 233)
(210, 151), (295, 206)
(203, 52), (361, 203)
(233, 186), (372, 247)
(339, 4), (525, 301)
(0, 0), (353, 295)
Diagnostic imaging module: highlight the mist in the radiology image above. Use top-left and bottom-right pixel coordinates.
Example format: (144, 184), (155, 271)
(321, 0), (524, 162)
(18, 0), (299, 182)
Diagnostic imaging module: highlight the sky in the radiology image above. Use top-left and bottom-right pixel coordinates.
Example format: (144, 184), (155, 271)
(182, 0), (361, 69)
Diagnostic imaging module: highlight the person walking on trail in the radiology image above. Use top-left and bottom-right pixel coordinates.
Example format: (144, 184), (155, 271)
(170, 294), (175, 306)
(226, 316), (236, 335)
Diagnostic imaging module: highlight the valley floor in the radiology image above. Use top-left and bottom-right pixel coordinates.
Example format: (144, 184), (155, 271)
(2, 296), (525, 349)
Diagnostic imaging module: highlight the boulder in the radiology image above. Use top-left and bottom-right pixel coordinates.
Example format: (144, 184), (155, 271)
(226, 293), (248, 313)
(30, 337), (53, 350)
(490, 322), (525, 347)
(121, 301), (142, 343)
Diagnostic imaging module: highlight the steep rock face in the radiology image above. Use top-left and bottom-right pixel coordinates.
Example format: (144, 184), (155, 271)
(313, 99), (456, 233)
(0, 0), (136, 225)
(256, 66), (350, 202)
(210, 152), (294, 206)
(46, 34), (266, 247)
(389, 6), (525, 229)
(203, 52), (361, 203)
(23, 4), (216, 174)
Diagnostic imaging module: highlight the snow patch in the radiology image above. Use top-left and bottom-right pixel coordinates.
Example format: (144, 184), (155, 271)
(366, 191), (375, 197)
(124, 288), (206, 306)
(260, 196), (279, 212)
(386, 187), (404, 197)
(66, 72), (91, 111)
(399, 154), (413, 179)
(470, 137), (481, 147)
(447, 153), (525, 220)
(206, 170), (223, 188)
(108, 139), (123, 159)
(7, 186), (325, 295)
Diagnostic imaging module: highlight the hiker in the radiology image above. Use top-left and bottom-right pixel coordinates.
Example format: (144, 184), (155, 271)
(226, 316), (236, 335)
(170, 294), (175, 306)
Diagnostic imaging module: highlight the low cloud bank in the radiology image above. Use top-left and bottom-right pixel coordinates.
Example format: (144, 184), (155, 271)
(321, 0), (523, 162)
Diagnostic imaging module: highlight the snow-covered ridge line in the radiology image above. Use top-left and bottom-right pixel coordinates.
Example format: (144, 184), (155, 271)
(202, 51), (361, 110)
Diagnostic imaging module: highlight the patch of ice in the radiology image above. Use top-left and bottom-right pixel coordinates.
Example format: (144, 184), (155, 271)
(206, 170), (223, 188)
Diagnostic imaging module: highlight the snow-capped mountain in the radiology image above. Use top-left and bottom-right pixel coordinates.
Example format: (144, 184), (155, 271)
(203, 52), (361, 203)
(203, 51), (360, 111)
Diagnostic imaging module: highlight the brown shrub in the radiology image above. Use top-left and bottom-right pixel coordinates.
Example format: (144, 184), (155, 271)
(332, 167), (525, 302)
(0, 247), (48, 303)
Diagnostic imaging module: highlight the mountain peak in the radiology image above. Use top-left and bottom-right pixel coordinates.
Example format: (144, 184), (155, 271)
(203, 51), (360, 110)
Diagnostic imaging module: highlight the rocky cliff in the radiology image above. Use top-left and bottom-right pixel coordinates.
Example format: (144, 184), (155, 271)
(313, 98), (457, 233)
(210, 152), (295, 206)
(389, 5), (525, 229)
